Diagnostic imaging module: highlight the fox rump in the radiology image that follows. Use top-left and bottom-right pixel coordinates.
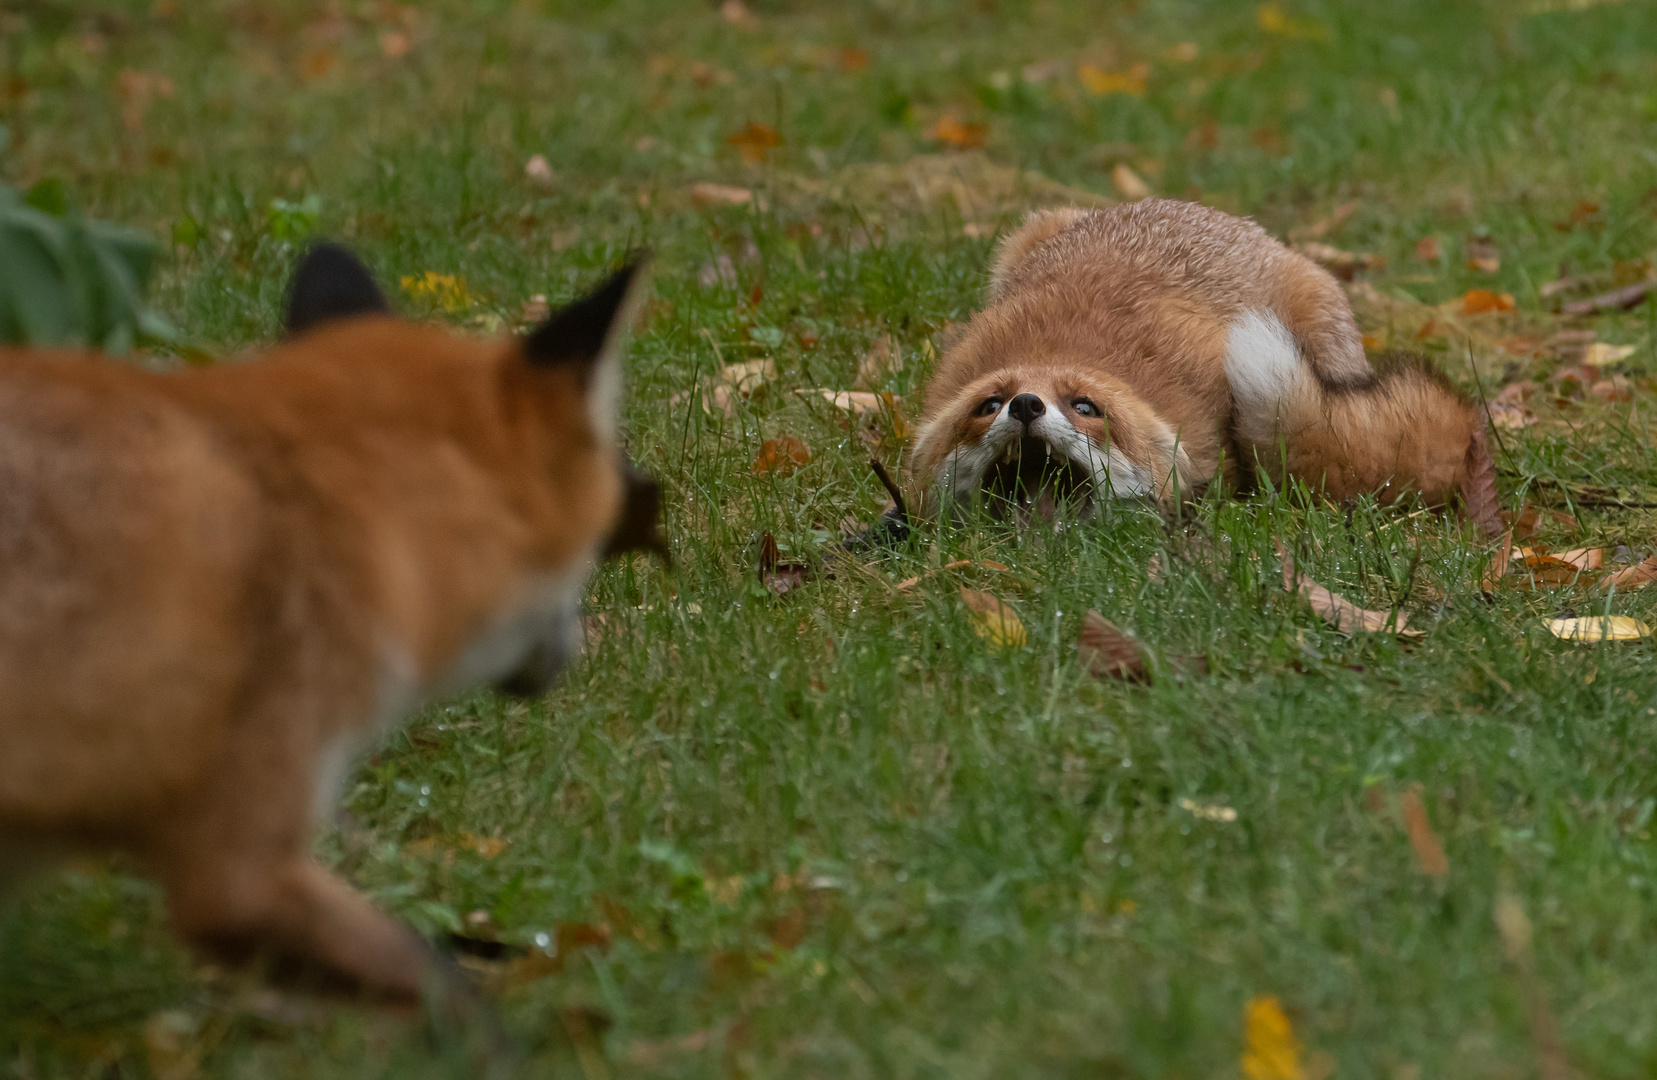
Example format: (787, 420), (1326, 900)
(0, 245), (659, 1005)
(911, 199), (1479, 518)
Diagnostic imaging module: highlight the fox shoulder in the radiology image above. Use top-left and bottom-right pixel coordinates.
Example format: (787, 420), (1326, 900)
(987, 207), (1093, 303)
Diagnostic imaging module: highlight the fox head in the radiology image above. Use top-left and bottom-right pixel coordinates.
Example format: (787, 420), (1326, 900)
(283, 243), (665, 698)
(911, 356), (1192, 521)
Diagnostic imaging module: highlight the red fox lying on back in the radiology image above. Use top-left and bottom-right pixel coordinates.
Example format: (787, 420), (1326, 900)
(911, 199), (1480, 519)
(0, 245), (661, 1004)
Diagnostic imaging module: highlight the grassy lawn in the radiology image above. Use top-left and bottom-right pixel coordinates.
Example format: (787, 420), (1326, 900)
(7, 1), (1657, 1076)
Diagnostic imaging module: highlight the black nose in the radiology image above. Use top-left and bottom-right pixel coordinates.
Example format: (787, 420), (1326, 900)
(1007, 393), (1045, 424)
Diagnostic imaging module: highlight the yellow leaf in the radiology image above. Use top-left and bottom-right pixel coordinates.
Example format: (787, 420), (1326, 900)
(928, 114), (988, 149)
(725, 121), (782, 163)
(1111, 163), (1153, 201)
(1078, 61), (1149, 96)
(960, 586), (1026, 648)
(1582, 342), (1638, 367)
(399, 271), (477, 314)
(1545, 616), (1652, 642)
(1257, 3), (1330, 40)
(1241, 995), (1304, 1080)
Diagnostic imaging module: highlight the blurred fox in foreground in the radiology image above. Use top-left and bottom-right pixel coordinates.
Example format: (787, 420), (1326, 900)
(0, 244), (662, 1007)
(910, 199), (1481, 521)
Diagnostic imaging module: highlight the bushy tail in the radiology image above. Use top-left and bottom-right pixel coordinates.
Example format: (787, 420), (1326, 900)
(1225, 312), (1478, 504)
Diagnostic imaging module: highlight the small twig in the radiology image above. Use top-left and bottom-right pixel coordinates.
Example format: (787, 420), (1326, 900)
(1562, 279), (1657, 316)
(869, 458), (908, 522)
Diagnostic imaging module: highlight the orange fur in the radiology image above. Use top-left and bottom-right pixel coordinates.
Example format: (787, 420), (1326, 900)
(912, 200), (1478, 513)
(0, 261), (649, 1005)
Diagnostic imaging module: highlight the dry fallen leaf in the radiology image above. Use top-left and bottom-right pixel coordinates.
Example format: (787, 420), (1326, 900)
(1178, 797), (1238, 822)
(1493, 893), (1573, 1080)
(1078, 61), (1149, 96)
(1289, 201), (1355, 242)
(1459, 428), (1505, 539)
(726, 121), (782, 163)
(1278, 542), (1422, 637)
(800, 388), (899, 414)
(1414, 235), (1442, 261)
(380, 29), (411, 58)
(1487, 380), (1537, 430)
(928, 114), (988, 150)
(1111, 163), (1153, 201)
(1545, 616), (1652, 642)
(1553, 547), (1603, 571)
(1398, 784), (1449, 877)
(1295, 241), (1383, 281)
(758, 534), (812, 596)
(1481, 530), (1514, 596)
(1603, 555), (1657, 590)
(1077, 610), (1148, 681)
(524, 153), (554, 188)
(400, 271), (477, 313)
(1241, 995), (1304, 1080)
(1582, 342), (1638, 368)
(854, 336), (902, 390)
(751, 436), (812, 477)
(720, 0), (758, 27)
(1459, 288), (1516, 315)
(689, 182), (754, 208)
(960, 586), (1027, 648)
(1465, 238), (1500, 274)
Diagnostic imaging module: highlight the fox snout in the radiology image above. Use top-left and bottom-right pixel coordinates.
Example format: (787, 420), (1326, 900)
(494, 608), (583, 699)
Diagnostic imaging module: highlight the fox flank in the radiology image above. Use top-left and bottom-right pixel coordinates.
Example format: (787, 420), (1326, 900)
(911, 199), (1480, 520)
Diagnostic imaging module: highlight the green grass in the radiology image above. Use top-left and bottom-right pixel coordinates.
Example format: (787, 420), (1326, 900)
(6, 1), (1657, 1076)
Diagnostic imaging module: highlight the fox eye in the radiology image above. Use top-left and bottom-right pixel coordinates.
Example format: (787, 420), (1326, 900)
(974, 397), (1004, 418)
(1071, 398), (1100, 418)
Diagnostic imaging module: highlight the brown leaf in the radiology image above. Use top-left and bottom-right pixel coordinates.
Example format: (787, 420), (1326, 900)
(1277, 542), (1422, 637)
(959, 586), (1026, 648)
(751, 436), (812, 477)
(726, 121), (782, 163)
(1603, 554), (1657, 590)
(765, 907), (807, 950)
(1414, 235), (1442, 261)
(523, 154), (554, 188)
(379, 29), (411, 57)
(1399, 784), (1449, 877)
(1289, 201), (1356, 242)
(1458, 427), (1505, 539)
(1077, 610), (1148, 682)
(1459, 288), (1516, 315)
(854, 336), (902, 390)
(1553, 547), (1603, 571)
(1111, 163), (1153, 201)
(758, 534), (811, 596)
(928, 114), (987, 150)
(1481, 529), (1513, 596)
(1295, 241), (1384, 281)
(689, 182), (754, 208)
(1493, 894), (1572, 1080)
(1465, 238), (1500, 274)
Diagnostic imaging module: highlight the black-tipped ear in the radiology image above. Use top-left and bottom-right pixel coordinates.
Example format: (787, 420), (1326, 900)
(284, 242), (391, 336)
(524, 258), (649, 375)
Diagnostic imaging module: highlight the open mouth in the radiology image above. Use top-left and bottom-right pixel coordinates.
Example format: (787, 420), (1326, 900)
(980, 436), (1093, 521)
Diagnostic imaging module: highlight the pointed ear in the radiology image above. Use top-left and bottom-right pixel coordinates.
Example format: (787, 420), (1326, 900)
(523, 256), (650, 441)
(284, 242), (391, 336)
